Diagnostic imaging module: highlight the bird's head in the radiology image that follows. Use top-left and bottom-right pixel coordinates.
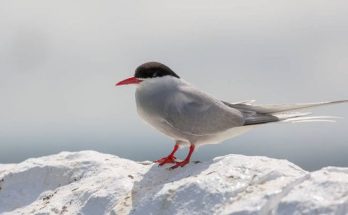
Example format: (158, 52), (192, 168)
(116, 62), (180, 86)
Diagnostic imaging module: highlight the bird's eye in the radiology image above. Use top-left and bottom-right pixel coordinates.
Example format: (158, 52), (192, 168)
(153, 72), (158, 77)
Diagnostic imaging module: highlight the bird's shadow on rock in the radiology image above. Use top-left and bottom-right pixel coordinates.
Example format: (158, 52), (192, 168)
(129, 160), (212, 214)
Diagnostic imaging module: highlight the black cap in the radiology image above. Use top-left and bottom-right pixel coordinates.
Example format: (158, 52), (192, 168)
(135, 62), (180, 79)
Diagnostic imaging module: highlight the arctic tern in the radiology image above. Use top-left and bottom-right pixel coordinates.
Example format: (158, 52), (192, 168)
(116, 62), (347, 169)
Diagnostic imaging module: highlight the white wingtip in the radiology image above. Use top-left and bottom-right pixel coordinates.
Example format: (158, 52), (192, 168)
(283, 116), (342, 123)
(232, 100), (256, 105)
(291, 119), (337, 123)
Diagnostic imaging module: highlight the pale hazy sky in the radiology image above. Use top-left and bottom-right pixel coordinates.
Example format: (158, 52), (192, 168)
(0, 1), (347, 170)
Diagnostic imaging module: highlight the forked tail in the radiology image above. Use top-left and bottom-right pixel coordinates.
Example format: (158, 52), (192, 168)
(223, 100), (348, 125)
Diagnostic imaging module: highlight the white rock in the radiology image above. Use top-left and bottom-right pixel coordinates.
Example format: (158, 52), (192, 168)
(277, 167), (348, 215)
(0, 151), (347, 215)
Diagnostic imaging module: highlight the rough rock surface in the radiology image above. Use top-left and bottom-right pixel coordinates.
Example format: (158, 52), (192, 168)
(0, 151), (347, 215)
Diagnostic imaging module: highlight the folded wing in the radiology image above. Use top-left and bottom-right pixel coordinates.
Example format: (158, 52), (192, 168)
(163, 86), (245, 136)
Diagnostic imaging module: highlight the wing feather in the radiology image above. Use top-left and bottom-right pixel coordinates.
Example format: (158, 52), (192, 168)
(163, 86), (244, 136)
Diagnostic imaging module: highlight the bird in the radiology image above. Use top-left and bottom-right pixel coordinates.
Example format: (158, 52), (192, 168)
(116, 62), (347, 169)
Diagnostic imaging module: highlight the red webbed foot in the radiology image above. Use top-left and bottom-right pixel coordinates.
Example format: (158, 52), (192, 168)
(169, 159), (190, 169)
(154, 155), (177, 166)
(153, 144), (179, 166)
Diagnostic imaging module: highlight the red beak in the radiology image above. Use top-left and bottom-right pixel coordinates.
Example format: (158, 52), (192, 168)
(116, 77), (142, 86)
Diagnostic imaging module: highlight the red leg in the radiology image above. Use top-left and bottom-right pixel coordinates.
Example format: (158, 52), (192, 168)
(170, 144), (195, 169)
(154, 144), (179, 166)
